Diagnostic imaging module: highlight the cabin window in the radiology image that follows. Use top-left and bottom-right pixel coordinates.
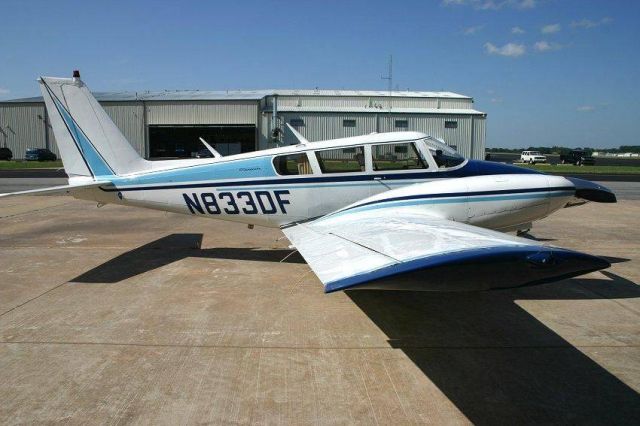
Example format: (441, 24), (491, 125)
(273, 153), (313, 175)
(445, 121), (458, 129)
(315, 146), (365, 173)
(343, 119), (356, 128)
(289, 118), (305, 127)
(395, 119), (408, 128)
(372, 142), (426, 171)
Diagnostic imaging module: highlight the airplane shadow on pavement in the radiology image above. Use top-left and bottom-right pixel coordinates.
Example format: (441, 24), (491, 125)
(71, 233), (305, 283)
(72, 233), (640, 424)
(346, 273), (640, 424)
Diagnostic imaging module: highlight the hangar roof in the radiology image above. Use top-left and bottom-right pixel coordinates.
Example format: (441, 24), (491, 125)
(3, 89), (471, 103)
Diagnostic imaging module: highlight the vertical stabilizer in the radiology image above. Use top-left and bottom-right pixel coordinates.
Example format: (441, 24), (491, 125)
(39, 73), (149, 178)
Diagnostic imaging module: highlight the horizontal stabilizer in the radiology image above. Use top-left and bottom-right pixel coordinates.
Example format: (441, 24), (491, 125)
(0, 182), (109, 198)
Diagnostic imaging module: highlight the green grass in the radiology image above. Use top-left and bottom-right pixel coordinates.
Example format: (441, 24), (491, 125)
(0, 160), (63, 169)
(517, 163), (640, 174)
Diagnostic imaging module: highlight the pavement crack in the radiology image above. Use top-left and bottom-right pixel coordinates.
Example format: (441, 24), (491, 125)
(0, 281), (68, 318)
(0, 200), (76, 219)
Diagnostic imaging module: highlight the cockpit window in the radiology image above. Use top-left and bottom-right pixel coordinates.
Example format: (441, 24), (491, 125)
(424, 137), (466, 168)
(273, 153), (313, 175)
(315, 146), (365, 173)
(372, 142), (426, 171)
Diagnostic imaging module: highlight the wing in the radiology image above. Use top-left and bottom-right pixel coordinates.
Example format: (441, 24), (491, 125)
(282, 209), (609, 293)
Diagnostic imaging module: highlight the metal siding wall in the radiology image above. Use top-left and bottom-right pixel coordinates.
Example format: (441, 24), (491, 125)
(472, 116), (486, 160)
(259, 113), (272, 150)
(1, 98), (485, 161)
(389, 98), (440, 108)
(102, 102), (145, 155)
(378, 114), (473, 158)
(259, 111), (481, 159)
(147, 101), (258, 125)
(0, 104), (48, 158)
(278, 113), (376, 145)
(267, 96), (469, 109)
(439, 99), (474, 109)
(275, 97), (366, 108)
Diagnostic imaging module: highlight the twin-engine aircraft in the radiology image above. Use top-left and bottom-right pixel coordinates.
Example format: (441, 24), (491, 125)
(1, 73), (617, 292)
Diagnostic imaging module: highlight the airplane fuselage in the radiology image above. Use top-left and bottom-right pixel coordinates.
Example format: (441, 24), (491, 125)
(79, 133), (576, 232)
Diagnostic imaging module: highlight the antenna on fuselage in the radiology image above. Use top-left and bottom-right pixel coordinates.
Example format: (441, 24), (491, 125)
(286, 123), (309, 145)
(199, 137), (222, 158)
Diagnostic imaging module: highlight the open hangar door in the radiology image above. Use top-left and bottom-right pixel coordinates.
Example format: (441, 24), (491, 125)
(148, 125), (256, 159)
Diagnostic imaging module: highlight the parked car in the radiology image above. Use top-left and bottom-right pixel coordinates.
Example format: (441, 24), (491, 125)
(520, 151), (547, 164)
(25, 148), (57, 161)
(559, 150), (595, 166)
(0, 147), (12, 160)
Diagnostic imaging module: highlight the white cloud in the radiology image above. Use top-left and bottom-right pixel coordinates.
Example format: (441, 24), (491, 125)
(511, 26), (525, 34)
(518, 0), (536, 9)
(442, 0), (536, 10)
(571, 17), (613, 29)
(463, 25), (484, 35)
(476, 1), (501, 10)
(533, 40), (563, 52)
(490, 97), (503, 103)
(484, 42), (526, 57)
(577, 105), (596, 112)
(0, 88), (10, 95)
(541, 24), (561, 34)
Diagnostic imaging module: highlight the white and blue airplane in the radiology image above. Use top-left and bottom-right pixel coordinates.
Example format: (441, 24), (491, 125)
(1, 73), (617, 293)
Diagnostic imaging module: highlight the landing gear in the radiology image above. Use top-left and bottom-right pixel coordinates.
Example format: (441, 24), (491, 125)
(516, 223), (533, 237)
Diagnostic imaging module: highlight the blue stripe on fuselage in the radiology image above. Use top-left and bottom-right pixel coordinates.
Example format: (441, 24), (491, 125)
(341, 186), (575, 211)
(320, 189), (575, 220)
(100, 159), (543, 193)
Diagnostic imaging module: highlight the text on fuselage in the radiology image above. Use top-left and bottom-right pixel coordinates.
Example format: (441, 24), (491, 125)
(183, 190), (290, 215)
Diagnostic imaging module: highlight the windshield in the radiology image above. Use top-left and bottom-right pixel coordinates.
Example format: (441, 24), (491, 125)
(423, 137), (465, 168)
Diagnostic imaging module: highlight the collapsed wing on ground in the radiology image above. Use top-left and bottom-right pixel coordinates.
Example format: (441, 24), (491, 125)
(282, 209), (609, 293)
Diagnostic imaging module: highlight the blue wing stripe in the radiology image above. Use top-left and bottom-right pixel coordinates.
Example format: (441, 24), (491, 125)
(324, 245), (609, 293)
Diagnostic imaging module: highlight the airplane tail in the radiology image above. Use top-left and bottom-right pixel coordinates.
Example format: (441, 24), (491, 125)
(39, 72), (150, 179)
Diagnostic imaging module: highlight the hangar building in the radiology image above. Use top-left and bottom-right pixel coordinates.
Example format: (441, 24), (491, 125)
(0, 89), (486, 160)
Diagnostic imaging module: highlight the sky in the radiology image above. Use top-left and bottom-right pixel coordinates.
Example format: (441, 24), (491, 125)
(1, 0), (638, 148)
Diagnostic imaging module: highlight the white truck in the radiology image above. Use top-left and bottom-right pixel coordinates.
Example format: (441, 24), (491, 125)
(520, 151), (547, 164)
